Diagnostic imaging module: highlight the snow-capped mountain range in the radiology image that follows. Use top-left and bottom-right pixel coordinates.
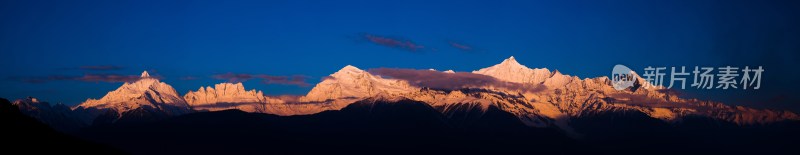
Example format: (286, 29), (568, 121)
(18, 57), (798, 134)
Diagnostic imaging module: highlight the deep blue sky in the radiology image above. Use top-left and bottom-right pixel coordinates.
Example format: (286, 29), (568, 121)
(2, 0), (799, 111)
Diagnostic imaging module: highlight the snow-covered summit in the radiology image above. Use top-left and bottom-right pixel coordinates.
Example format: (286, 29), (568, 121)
(141, 71), (151, 78)
(473, 56), (552, 84)
(75, 71), (190, 115)
(300, 65), (415, 102)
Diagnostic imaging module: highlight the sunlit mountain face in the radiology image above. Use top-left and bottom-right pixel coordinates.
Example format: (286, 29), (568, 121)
(3, 0), (800, 155)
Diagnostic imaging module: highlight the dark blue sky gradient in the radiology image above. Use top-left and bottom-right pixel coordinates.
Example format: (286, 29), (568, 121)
(2, 0), (799, 111)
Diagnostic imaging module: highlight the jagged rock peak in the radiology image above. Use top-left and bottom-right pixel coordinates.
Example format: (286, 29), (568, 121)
(13, 97), (52, 109)
(21, 96), (39, 103)
(75, 71), (190, 115)
(550, 69), (563, 77)
(184, 82), (268, 108)
(141, 71), (151, 78)
(473, 56), (552, 84)
(501, 56), (521, 65)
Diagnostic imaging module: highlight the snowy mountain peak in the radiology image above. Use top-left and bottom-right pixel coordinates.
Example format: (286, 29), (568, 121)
(329, 65), (371, 80)
(473, 56), (551, 84)
(140, 71), (151, 78)
(301, 65), (415, 102)
(334, 65), (364, 75)
(502, 56), (519, 65)
(75, 72), (190, 116)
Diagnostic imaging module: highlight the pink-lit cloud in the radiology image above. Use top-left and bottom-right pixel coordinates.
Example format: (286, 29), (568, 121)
(58, 65), (125, 71)
(258, 75), (310, 87)
(179, 76), (199, 80)
(10, 75), (73, 84)
(448, 41), (473, 51)
(363, 34), (424, 51)
(213, 73), (310, 87)
(321, 76), (336, 81)
(369, 68), (544, 93)
(78, 65), (125, 71)
(10, 73), (151, 83)
(77, 74), (144, 83)
(212, 73), (256, 83)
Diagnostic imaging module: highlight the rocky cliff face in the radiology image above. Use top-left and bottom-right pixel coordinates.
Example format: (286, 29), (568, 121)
(184, 82), (282, 112)
(185, 83), (267, 105)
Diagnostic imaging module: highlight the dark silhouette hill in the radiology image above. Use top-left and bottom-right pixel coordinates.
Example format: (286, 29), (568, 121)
(0, 98), (124, 154)
(77, 99), (577, 155)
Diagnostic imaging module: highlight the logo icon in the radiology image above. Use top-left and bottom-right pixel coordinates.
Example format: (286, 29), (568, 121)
(612, 64), (635, 90)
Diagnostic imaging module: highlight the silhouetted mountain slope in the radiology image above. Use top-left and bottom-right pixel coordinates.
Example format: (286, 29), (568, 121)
(12, 97), (88, 131)
(8, 95), (800, 154)
(76, 98), (578, 155)
(0, 98), (123, 154)
(569, 110), (800, 154)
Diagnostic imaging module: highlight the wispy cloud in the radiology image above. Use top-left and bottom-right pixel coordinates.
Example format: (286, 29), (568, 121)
(9, 73), (149, 83)
(369, 68), (544, 93)
(321, 76), (336, 81)
(79, 65), (124, 71)
(259, 75), (310, 87)
(10, 75), (74, 84)
(448, 41), (473, 51)
(76, 74), (143, 83)
(212, 73), (255, 83)
(179, 76), (199, 80)
(58, 65), (125, 71)
(363, 33), (424, 52)
(212, 73), (310, 87)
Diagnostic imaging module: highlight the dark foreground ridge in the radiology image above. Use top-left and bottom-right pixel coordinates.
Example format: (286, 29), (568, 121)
(0, 98), (123, 154)
(4, 98), (800, 155)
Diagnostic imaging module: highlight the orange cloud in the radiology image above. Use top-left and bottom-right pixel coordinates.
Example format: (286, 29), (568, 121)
(212, 73), (310, 87)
